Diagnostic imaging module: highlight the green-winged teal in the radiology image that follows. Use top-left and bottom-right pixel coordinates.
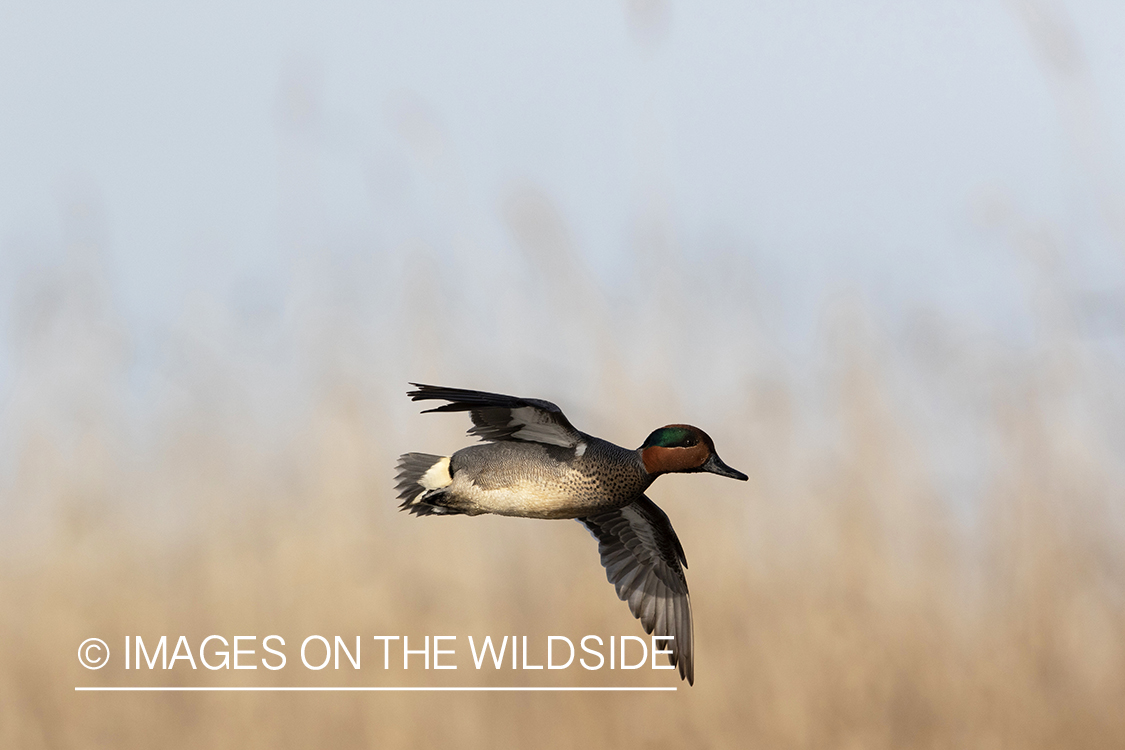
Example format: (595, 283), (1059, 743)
(395, 383), (748, 685)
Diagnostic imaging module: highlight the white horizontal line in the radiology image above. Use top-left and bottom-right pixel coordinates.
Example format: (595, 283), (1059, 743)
(75, 686), (676, 692)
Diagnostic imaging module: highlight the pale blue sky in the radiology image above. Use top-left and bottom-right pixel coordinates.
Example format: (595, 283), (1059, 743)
(1, 0), (1124, 381)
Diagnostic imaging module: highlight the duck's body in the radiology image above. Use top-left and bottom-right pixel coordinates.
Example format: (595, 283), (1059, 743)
(403, 436), (649, 519)
(395, 384), (747, 685)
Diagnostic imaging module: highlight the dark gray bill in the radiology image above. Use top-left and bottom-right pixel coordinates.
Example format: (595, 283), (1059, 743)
(702, 453), (748, 481)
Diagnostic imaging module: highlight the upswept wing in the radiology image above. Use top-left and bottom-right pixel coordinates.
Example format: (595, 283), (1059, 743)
(407, 383), (584, 448)
(579, 495), (694, 685)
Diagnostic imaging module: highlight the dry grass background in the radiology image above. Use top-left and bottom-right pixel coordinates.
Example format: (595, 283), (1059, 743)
(1, 189), (1124, 749)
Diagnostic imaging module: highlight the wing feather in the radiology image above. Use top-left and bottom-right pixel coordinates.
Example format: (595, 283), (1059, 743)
(407, 384), (584, 448)
(579, 496), (694, 685)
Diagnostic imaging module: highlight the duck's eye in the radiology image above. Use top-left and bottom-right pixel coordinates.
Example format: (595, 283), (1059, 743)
(644, 427), (698, 449)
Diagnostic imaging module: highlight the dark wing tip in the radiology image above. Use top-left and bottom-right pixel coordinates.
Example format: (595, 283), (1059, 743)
(406, 384), (500, 414)
(406, 383), (514, 405)
(407, 383), (449, 400)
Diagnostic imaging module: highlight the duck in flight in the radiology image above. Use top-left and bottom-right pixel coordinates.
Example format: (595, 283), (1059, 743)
(395, 384), (748, 685)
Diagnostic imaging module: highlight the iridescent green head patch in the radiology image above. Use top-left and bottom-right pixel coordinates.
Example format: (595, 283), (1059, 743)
(641, 426), (698, 449)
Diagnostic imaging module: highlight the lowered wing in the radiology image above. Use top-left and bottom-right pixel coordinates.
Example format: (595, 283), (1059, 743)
(578, 495), (694, 685)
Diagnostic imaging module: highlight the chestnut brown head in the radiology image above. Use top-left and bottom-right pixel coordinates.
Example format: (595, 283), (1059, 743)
(639, 424), (748, 480)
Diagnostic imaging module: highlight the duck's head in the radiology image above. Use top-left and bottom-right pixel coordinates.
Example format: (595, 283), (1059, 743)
(639, 425), (748, 480)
